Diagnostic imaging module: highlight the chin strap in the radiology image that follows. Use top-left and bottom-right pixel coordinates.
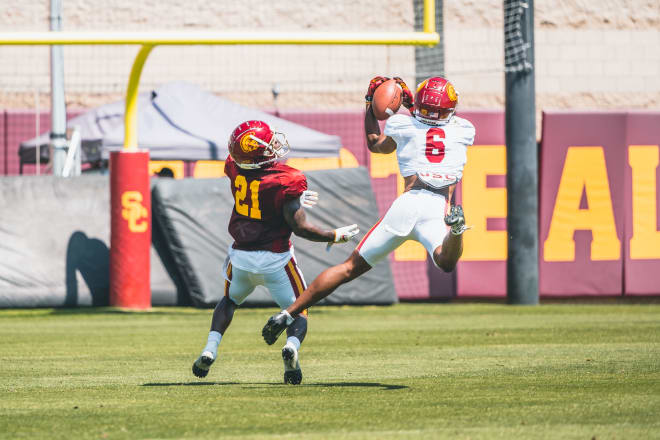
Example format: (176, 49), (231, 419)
(413, 110), (454, 126)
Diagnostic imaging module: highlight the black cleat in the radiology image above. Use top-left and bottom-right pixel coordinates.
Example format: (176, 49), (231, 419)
(445, 205), (469, 235)
(282, 345), (302, 385)
(192, 351), (215, 378)
(262, 313), (290, 345)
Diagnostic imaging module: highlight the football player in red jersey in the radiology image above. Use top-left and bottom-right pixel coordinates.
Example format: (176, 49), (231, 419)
(262, 76), (473, 346)
(192, 120), (359, 385)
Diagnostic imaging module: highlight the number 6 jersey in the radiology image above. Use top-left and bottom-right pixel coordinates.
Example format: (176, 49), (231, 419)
(224, 155), (307, 253)
(384, 113), (475, 182)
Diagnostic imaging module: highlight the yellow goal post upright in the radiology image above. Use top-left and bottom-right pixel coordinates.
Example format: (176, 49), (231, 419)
(0, 0), (439, 309)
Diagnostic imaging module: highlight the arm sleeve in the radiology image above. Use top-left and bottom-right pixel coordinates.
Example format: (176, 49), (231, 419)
(383, 117), (400, 137)
(462, 122), (476, 147)
(383, 114), (409, 146)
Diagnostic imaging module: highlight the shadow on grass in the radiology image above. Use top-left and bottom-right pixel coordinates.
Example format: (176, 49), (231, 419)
(142, 381), (407, 390)
(239, 382), (408, 390)
(142, 382), (240, 387)
(307, 382), (408, 390)
(48, 307), (201, 316)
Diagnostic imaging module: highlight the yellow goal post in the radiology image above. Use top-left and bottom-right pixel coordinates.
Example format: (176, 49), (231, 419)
(0, 0), (438, 151)
(0, 0), (440, 308)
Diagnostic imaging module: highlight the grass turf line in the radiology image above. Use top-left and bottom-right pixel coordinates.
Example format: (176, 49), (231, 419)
(0, 304), (659, 439)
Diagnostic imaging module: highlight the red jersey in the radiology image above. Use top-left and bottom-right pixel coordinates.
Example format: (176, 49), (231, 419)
(224, 156), (307, 253)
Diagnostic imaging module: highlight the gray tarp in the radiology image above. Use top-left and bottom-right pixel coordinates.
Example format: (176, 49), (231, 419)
(0, 176), (179, 307)
(0, 168), (396, 308)
(19, 81), (342, 164)
(152, 167), (397, 307)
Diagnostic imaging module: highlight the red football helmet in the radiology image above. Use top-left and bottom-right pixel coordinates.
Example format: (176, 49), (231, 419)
(228, 120), (290, 169)
(413, 77), (458, 125)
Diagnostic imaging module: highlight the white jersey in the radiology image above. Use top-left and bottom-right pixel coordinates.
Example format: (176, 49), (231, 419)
(357, 114), (475, 266)
(384, 114), (475, 184)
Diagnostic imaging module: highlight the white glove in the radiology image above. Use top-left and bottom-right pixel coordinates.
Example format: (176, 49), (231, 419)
(334, 224), (360, 243)
(326, 224), (360, 251)
(299, 190), (319, 208)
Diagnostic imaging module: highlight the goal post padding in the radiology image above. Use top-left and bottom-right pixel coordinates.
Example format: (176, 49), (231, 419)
(0, 175), (178, 308)
(109, 150), (151, 309)
(151, 166), (397, 307)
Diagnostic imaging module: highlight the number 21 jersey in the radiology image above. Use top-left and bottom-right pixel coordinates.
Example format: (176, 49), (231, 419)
(224, 156), (307, 253)
(384, 114), (475, 180)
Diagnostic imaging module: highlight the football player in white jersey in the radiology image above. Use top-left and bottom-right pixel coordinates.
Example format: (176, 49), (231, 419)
(262, 76), (474, 345)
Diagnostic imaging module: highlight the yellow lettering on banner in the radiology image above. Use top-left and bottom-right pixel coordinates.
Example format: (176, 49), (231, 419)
(286, 156), (340, 171)
(629, 145), (660, 259)
(369, 151), (405, 194)
(338, 148), (360, 168)
(148, 160), (184, 179)
(544, 147), (620, 261)
(369, 151), (425, 261)
(394, 236), (427, 261)
(285, 148), (359, 171)
(193, 161), (225, 178)
(461, 146), (507, 260)
(121, 191), (148, 233)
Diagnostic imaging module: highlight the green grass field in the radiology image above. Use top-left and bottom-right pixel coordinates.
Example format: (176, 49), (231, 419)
(1, 303), (659, 439)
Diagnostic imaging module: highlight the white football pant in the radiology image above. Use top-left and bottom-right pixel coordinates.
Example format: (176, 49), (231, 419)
(223, 257), (308, 315)
(357, 189), (450, 268)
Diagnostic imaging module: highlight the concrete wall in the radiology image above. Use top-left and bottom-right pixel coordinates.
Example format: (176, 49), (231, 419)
(445, 0), (660, 127)
(1, 1), (659, 125)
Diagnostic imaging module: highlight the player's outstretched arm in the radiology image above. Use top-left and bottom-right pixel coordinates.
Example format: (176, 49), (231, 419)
(283, 198), (359, 243)
(364, 105), (397, 154)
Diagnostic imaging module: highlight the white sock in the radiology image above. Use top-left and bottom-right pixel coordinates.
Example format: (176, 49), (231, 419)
(285, 336), (301, 351)
(203, 331), (222, 358)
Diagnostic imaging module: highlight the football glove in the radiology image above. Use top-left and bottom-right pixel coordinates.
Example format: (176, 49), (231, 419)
(262, 310), (294, 345)
(393, 77), (414, 110)
(334, 224), (360, 243)
(326, 224), (360, 252)
(299, 190), (318, 209)
(365, 76), (390, 106)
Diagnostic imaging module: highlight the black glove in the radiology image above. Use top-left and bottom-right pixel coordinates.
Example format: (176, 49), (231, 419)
(262, 310), (293, 345)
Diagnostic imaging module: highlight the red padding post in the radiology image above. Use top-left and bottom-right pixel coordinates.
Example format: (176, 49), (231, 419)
(109, 150), (151, 309)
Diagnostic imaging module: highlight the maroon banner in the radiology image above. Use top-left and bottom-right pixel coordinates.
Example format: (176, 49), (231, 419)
(3, 111), (84, 176)
(8, 108), (657, 298)
(1, 112), (5, 174)
(624, 112), (660, 295)
(110, 150), (151, 308)
(5, 111), (51, 175)
(539, 112), (626, 296)
(455, 111), (507, 297)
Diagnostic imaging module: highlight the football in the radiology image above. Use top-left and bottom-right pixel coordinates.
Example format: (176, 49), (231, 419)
(371, 79), (403, 120)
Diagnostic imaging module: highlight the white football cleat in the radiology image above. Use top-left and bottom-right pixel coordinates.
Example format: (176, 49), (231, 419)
(281, 343), (302, 385)
(192, 351), (215, 378)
